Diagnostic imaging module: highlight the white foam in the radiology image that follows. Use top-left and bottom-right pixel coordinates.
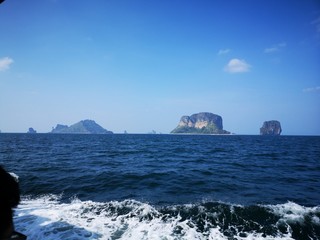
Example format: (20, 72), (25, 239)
(14, 196), (304, 239)
(268, 201), (320, 224)
(9, 172), (19, 182)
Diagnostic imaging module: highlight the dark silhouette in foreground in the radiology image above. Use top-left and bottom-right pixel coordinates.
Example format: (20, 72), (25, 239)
(0, 166), (26, 239)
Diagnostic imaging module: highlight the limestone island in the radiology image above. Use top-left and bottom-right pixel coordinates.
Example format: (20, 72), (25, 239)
(171, 112), (230, 134)
(51, 119), (113, 134)
(260, 120), (282, 136)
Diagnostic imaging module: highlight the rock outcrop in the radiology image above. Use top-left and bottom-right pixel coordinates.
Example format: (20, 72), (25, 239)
(260, 120), (282, 135)
(27, 127), (37, 134)
(51, 120), (113, 134)
(171, 112), (230, 134)
(52, 124), (68, 133)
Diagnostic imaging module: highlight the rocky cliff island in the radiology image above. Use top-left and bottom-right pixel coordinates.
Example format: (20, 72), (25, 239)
(260, 120), (282, 136)
(171, 112), (230, 134)
(51, 120), (113, 134)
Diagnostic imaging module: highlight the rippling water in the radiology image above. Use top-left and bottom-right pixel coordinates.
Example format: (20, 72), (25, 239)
(1, 134), (319, 239)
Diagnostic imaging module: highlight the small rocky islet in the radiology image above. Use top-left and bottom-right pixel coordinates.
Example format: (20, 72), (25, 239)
(260, 120), (282, 136)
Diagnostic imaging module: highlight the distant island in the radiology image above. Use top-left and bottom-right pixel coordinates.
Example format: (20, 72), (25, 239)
(27, 127), (37, 134)
(51, 120), (113, 134)
(260, 120), (282, 136)
(171, 112), (230, 134)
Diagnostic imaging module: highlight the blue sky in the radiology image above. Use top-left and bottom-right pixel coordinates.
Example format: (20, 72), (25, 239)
(0, 0), (319, 134)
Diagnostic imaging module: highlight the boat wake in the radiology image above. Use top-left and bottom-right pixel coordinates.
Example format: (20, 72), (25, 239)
(14, 195), (320, 239)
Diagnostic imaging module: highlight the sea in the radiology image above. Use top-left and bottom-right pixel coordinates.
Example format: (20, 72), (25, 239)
(0, 133), (319, 240)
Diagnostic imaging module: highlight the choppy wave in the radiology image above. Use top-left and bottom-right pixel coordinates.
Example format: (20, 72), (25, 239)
(14, 195), (320, 240)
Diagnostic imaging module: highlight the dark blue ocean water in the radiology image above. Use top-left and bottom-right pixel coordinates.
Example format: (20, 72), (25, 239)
(0, 134), (319, 239)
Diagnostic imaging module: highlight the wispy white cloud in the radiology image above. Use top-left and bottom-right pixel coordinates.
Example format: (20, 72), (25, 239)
(303, 86), (320, 93)
(0, 57), (14, 72)
(311, 17), (320, 41)
(217, 49), (231, 55)
(224, 58), (251, 73)
(264, 42), (286, 53)
(311, 17), (320, 33)
(264, 47), (278, 53)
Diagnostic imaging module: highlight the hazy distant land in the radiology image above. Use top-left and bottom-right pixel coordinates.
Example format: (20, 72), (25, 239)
(51, 120), (113, 134)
